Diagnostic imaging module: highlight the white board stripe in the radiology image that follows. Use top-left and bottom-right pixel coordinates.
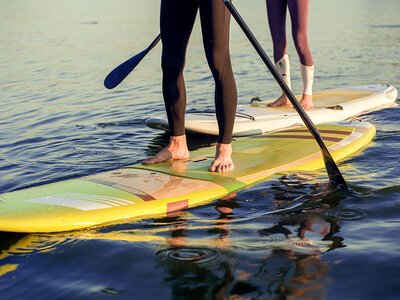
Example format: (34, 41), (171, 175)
(61, 193), (133, 206)
(61, 196), (121, 207)
(329, 123), (369, 152)
(26, 193), (136, 211)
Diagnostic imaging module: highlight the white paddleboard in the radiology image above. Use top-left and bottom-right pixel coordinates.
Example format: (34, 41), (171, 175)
(146, 84), (397, 136)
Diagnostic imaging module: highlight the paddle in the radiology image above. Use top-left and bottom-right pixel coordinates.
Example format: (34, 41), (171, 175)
(104, 34), (161, 89)
(223, 0), (348, 189)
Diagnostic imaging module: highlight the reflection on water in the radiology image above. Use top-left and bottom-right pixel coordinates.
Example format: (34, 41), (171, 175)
(0, 178), (399, 298)
(151, 181), (343, 299)
(0, 264), (18, 278)
(0, 179), (347, 299)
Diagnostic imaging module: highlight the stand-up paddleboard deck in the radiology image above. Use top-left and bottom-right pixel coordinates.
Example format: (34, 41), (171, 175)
(146, 84), (397, 136)
(0, 121), (375, 233)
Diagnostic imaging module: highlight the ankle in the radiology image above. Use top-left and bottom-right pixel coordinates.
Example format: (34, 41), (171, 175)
(169, 135), (187, 147)
(216, 143), (232, 155)
(301, 94), (313, 102)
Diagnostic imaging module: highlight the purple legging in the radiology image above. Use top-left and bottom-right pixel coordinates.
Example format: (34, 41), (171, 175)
(266, 0), (313, 66)
(160, 0), (237, 144)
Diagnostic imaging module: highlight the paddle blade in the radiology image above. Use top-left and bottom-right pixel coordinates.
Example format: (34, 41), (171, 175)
(323, 151), (348, 189)
(104, 34), (161, 89)
(104, 51), (146, 89)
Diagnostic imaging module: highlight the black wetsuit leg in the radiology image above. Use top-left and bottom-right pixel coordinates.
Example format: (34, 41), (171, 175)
(160, 0), (198, 138)
(200, 0), (237, 144)
(160, 0), (237, 144)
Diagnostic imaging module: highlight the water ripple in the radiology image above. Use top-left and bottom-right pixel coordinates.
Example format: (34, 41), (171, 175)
(327, 208), (367, 221)
(157, 248), (219, 264)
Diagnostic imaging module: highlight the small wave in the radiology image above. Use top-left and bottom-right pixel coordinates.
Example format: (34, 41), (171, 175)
(374, 185), (400, 194)
(96, 119), (145, 128)
(79, 21), (98, 25)
(100, 288), (124, 295)
(369, 24), (400, 28)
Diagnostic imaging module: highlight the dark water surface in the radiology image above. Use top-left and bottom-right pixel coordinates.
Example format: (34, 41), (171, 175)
(1, 0), (399, 299)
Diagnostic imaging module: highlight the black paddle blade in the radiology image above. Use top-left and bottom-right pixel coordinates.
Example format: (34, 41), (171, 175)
(323, 151), (348, 189)
(104, 34), (161, 89)
(223, 0), (347, 189)
(104, 50), (147, 89)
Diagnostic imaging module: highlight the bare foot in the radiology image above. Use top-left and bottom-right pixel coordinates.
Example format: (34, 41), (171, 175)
(209, 143), (234, 173)
(142, 135), (189, 165)
(267, 93), (292, 107)
(300, 94), (314, 110)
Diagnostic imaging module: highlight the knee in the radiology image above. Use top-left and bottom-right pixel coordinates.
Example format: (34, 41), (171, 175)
(206, 47), (230, 81)
(293, 33), (309, 56)
(209, 61), (225, 81)
(161, 52), (184, 79)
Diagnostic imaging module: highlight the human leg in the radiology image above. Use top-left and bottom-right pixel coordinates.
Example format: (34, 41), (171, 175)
(160, 0), (199, 136)
(265, 0), (293, 107)
(200, 0), (237, 172)
(142, 0), (198, 165)
(266, 0), (289, 64)
(288, 0), (314, 109)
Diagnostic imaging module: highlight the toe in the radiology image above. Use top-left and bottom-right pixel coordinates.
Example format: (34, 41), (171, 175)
(209, 162), (217, 172)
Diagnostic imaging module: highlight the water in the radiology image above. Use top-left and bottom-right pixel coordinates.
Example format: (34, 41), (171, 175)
(0, 0), (399, 299)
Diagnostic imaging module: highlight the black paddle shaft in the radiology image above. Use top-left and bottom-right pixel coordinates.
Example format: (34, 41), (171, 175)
(223, 0), (347, 189)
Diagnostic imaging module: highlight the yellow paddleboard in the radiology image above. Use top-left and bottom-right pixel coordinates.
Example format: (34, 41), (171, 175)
(0, 121), (375, 233)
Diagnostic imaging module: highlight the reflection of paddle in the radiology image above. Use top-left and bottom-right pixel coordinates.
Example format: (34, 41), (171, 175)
(104, 34), (161, 89)
(223, 0), (347, 189)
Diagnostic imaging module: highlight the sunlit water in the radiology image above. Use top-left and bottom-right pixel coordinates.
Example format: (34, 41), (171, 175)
(0, 0), (399, 299)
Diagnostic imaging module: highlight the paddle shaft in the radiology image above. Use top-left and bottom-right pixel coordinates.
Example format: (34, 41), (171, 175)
(223, 0), (347, 188)
(104, 34), (161, 89)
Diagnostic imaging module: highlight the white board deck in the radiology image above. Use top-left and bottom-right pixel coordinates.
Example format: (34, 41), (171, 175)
(146, 84), (397, 136)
